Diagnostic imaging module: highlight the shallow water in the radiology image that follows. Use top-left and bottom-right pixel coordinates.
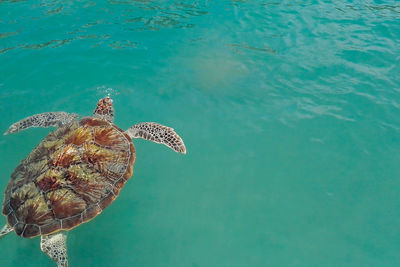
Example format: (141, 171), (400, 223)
(1, 0), (400, 266)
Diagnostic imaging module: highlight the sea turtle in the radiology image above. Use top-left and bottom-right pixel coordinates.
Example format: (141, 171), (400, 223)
(0, 96), (186, 266)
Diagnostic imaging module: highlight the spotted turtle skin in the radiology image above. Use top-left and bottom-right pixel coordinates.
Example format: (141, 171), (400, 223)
(2, 117), (135, 238)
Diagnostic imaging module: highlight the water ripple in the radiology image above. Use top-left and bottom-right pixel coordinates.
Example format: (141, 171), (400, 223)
(0, 0), (399, 127)
(0, 0), (209, 53)
(0, 30), (20, 39)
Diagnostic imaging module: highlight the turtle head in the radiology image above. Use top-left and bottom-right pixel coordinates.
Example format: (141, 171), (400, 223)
(93, 96), (114, 122)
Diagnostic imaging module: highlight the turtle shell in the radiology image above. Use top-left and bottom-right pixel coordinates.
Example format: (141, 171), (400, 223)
(2, 117), (135, 238)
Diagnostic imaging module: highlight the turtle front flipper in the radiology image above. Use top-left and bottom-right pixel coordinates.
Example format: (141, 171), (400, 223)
(125, 122), (186, 154)
(41, 233), (68, 267)
(4, 112), (78, 135)
(0, 224), (13, 239)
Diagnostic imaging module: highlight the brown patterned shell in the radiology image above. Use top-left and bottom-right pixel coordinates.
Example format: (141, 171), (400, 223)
(2, 117), (135, 238)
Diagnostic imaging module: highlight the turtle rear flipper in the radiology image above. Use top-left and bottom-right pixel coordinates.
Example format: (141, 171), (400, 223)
(0, 224), (13, 239)
(4, 112), (78, 135)
(41, 233), (68, 267)
(125, 122), (186, 154)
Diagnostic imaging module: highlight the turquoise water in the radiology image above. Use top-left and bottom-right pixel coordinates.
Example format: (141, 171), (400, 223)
(1, 0), (400, 266)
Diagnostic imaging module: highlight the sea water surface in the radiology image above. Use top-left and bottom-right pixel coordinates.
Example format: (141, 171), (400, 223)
(1, 0), (400, 266)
